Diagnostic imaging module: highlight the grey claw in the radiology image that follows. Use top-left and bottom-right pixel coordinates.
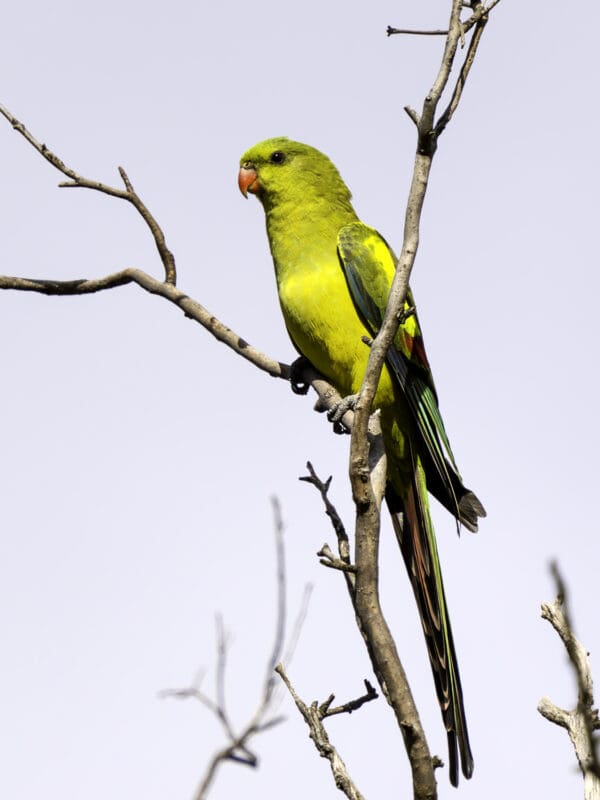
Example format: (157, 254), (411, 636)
(327, 393), (359, 426)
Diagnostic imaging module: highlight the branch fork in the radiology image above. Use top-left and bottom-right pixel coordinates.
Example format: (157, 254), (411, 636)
(538, 564), (600, 800)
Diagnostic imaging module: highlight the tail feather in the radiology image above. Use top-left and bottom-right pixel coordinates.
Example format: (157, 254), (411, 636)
(421, 448), (486, 533)
(386, 449), (474, 786)
(459, 490), (486, 533)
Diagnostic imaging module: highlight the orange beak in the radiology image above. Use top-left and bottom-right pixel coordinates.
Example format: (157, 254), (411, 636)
(238, 163), (260, 198)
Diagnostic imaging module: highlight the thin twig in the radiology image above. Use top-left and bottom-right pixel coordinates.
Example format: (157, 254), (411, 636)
(435, 2), (493, 136)
(0, 270), (358, 448)
(275, 664), (368, 800)
(317, 545), (357, 575)
(281, 583), (314, 669)
(0, 104), (177, 284)
(264, 498), (287, 692)
(387, 1), (500, 40)
(344, 2), (500, 797)
(319, 681), (378, 718)
(161, 501), (303, 800)
(387, 27), (448, 36)
(0, 269), (288, 379)
(214, 616), (235, 741)
(300, 462), (352, 571)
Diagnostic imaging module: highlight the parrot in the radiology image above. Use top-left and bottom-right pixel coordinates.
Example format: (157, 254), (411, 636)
(238, 137), (485, 786)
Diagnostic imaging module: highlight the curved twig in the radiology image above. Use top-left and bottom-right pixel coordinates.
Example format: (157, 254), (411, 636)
(275, 664), (371, 800)
(0, 104), (177, 284)
(0, 268), (288, 379)
(161, 499), (307, 800)
(0, 4), (500, 792)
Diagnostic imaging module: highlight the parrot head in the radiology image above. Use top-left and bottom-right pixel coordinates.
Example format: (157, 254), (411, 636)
(238, 137), (353, 212)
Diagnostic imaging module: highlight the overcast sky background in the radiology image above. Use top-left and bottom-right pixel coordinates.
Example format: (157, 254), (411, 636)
(1, 1), (598, 798)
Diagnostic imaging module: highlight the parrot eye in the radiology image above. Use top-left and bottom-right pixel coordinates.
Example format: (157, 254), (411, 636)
(269, 150), (286, 164)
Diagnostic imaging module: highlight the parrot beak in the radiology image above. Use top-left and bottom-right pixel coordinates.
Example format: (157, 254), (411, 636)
(238, 162), (260, 198)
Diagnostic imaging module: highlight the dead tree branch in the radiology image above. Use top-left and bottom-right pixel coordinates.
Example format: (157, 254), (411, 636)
(275, 664), (376, 800)
(387, 0), (500, 40)
(0, 267), (289, 379)
(318, 680), (378, 718)
(0, 103), (177, 285)
(161, 498), (308, 799)
(341, 3), (500, 797)
(300, 462), (355, 596)
(538, 563), (600, 800)
(387, 27), (448, 37)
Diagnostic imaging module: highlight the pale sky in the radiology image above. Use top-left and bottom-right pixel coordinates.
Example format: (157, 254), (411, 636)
(1, 1), (598, 798)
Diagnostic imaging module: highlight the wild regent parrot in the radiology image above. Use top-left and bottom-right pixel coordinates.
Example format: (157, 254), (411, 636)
(238, 137), (485, 786)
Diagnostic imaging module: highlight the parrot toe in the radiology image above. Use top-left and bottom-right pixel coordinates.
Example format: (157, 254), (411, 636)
(327, 393), (359, 431)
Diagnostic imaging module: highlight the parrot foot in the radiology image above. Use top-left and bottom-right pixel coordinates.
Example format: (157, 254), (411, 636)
(289, 356), (311, 395)
(327, 393), (359, 434)
(397, 304), (416, 325)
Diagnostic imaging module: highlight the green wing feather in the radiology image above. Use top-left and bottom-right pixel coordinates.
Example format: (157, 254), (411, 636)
(337, 221), (463, 520)
(337, 221), (475, 782)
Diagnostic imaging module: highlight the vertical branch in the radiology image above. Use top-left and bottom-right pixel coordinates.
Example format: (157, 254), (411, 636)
(346, 3), (499, 796)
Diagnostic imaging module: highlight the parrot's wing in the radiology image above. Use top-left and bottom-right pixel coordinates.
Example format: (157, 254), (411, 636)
(337, 221), (462, 516)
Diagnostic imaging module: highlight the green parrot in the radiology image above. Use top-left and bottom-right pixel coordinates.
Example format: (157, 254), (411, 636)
(238, 137), (485, 786)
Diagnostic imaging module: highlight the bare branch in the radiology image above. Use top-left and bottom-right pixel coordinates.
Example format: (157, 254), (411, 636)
(301, 460), (433, 793)
(281, 583), (314, 670)
(263, 497), (287, 692)
(435, 2), (496, 136)
(342, 3), (500, 796)
(317, 545), (357, 575)
(0, 104), (177, 284)
(538, 563), (600, 800)
(275, 664), (368, 800)
(214, 616), (235, 741)
(161, 500), (303, 800)
(404, 106), (421, 127)
(319, 680), (378, 718)
(0, 274), (360, 459)
(300, 462), (352, 572)
(0, 268), (290, 379)
(387, 27), (448, 36)
(387, 0), (501, 40)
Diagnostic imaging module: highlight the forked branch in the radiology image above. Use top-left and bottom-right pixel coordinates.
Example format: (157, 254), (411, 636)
(538, 563), (600, 800)
(0, 103), (177, 284)
(344, 3), (500, 798)
(275, 664), (376, 800)
(161, 499), (312, 799)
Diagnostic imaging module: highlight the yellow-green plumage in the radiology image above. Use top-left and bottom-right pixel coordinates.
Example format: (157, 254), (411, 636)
(239, 137), (485, 786)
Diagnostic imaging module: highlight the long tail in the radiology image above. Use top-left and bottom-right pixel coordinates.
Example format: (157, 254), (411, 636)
(386, 446), (474, 787)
